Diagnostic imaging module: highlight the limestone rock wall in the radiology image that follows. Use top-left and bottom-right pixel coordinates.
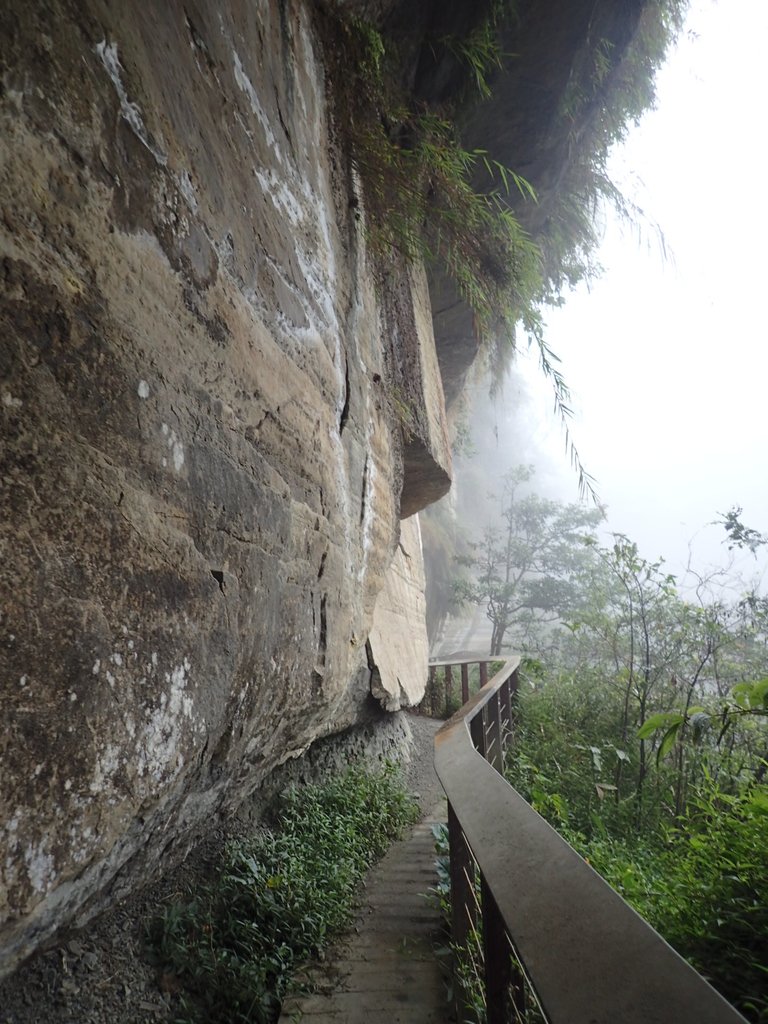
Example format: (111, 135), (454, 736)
(0, 0), (448, 975)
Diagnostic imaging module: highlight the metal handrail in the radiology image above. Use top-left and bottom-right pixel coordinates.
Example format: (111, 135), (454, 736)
(434, 656), (747, 1024)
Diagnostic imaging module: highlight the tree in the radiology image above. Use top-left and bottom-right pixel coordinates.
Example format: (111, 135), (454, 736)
(543, 522), (768, 828)
(454, 466), (604, 655)
(562, 536), (684, 821)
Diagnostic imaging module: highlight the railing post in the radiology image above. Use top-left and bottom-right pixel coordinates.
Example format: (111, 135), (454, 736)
(444, 664), (453, 716)
(427, 664), (436, 716)
(479, 660), (489, 688)
(482, 875), (527, 1024)
(470, 710), (486, 756)
(481, 875), (515, 1024)
(448, 801), (476, 950)
(449, 801), (483, 1024)
(510, 665), (519, 701)
(461, 662), (469, 704)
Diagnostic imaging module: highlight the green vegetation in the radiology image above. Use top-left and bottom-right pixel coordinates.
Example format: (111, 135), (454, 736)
(507, 678), (768, 1021)
(323, 1), (688, 499)
(581, 781), (768, 1019)
(148, 764), (418, 1024)
(461, 487), (768, 1019)
(336, 19), (541, 336)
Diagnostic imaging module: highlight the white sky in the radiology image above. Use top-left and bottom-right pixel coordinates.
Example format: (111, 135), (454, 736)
(513, 0), (768, 581)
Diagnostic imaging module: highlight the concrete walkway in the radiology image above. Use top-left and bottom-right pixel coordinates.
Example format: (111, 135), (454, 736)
(279, 799), (452, 1024)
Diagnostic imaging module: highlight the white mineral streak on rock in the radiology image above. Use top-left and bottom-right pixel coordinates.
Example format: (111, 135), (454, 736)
(137, 380), (150, 398)
(171, 438), (184, 472)
(94, 41), (167, 165)
(24, 840), (55, 896)
(90, 742), (122, 794)
(232, 49), (281, 163)
(160, 423), (185, 472)
(178, 169), (199, 213)
(138, 658), (194, 781)
(254, 169), (302, 225)
(263, 16), (359, 587)
(359, 454), (377, 582)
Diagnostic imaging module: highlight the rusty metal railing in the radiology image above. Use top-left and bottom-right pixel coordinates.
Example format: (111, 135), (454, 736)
(434, 655), (747, 1024)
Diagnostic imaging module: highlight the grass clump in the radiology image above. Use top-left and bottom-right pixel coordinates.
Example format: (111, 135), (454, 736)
(148, 762), (419, 1024)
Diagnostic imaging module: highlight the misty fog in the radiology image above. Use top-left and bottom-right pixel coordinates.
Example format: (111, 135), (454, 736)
(426, 0), (768, 657)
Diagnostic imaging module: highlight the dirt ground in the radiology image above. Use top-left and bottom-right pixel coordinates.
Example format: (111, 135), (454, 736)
(0, 714), (445, 1024)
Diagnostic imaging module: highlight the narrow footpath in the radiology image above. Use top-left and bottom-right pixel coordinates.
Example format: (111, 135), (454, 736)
(279, 718), (452, 1024)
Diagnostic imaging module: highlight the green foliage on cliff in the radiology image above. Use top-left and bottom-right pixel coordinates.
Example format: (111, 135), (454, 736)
(535, 0), (688, 298)
(322, 0), (688, 499)
(148, 763), (418, 1023)
(332, 13), (541, 337)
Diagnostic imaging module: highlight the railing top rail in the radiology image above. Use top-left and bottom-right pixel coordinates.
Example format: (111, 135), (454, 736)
(428, 655), (509, 668)
(434, 657), (747, 1024)
(435, 655), (520, 721)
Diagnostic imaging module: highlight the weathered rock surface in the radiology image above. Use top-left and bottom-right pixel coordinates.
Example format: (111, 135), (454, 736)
(397, 264), (452, 516)
(0, 0), (449, 976)
(367, 516), (428, 711)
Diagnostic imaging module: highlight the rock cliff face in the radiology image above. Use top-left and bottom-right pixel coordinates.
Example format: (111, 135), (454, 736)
(367, 515), (428, 711)
(0, 0), (450, 974)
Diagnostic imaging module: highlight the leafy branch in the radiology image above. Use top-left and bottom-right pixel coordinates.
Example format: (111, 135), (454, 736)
(638, 678), (768, 765)
(717, 506), (767, 556)
(527, 327), (599, 504)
